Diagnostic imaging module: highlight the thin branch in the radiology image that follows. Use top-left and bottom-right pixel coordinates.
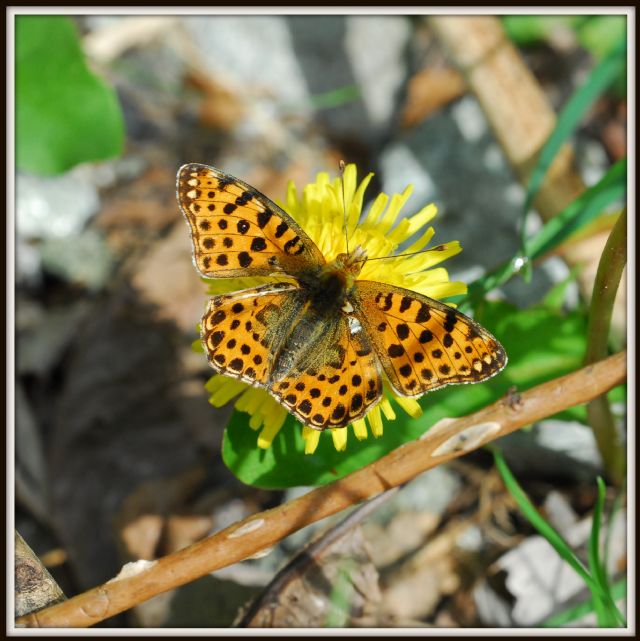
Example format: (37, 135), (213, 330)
(16, 351), (626, 628)
(585, 210), (627, 485)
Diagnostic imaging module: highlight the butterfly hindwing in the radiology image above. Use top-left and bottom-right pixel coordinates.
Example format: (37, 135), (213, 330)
(270, 313), (382, 430)
(178, 163), (326, 278)
(201, 283), (307, 386)
(351, 281), (507, 397)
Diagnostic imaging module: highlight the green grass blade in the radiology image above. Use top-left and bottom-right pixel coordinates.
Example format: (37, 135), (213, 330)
(526, 159), (627, 259)
(492, 447), (596, 592)
(541, 578), (627, 627)
(459, 158), (626, 310)
(495, 450), (626, 627)
(521, 38), (627, 256)
(589, 478), (609, 591)
(588, 477), (615, 628)
(325, 562), (355, 627)
(604, 481), (626, 589)
(588, 477), (627, 627)
(310, 85), (360, 109)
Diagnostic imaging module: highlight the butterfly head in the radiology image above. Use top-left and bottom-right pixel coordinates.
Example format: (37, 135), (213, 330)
(315, 245), (367, 299)
(332, 245), (367, 277)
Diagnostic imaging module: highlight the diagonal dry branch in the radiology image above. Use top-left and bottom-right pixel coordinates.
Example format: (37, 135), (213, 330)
(16, 351), (626, 628)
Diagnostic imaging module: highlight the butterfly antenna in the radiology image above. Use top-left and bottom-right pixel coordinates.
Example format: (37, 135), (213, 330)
(355, 244), (450, 263)
(339, 160), (349, 255)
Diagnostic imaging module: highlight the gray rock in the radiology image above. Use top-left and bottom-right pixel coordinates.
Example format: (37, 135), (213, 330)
(183, 16), (309, 107)
(16, 170), (100, 241)
(18, 302), (91, 377)
(499, 420), (602, 482)
(40, 229), (114, 291)
(344, 16), (411, 127)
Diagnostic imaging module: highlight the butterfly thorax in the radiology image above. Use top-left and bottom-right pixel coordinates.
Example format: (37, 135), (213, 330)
(298, 246), (366, 316)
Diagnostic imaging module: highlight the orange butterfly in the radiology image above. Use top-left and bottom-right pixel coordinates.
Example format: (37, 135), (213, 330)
(178, 163), (507, 431)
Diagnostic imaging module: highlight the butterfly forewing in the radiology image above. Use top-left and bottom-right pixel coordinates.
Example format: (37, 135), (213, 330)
(351, 281), (507, 397)
(178, 163), (325, 278)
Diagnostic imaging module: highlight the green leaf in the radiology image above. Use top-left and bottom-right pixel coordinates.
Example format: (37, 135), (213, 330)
(16, 16), (125, 175)
(577, 16), (627, 61)
(309, 85), (360, 110)
(588, 477), (627, 627)
(222, 300), (590, 488)
(541, 265), (582, 311)
(493, 447), (596, 588)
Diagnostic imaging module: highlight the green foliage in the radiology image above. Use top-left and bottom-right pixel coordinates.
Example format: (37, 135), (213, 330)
(577, 16), (627, 61)
(310, 85), (360, 110)
(493, 451), (626, 627)
(527, 160), (626, 260)
(502, 15), (585, 46)
(325, 561), (356, 627)
(503, 15), (627, 100)
(16, 16), (125, 175)
(223, 299), (592, 488)
(503, 15), (626, 60)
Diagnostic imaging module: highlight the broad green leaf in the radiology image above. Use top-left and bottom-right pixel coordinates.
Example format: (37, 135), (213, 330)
(16, 16), (125, 175)
(222, 300), (591, 488)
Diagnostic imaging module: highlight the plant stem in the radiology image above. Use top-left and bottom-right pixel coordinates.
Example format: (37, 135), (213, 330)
(585, 210), (627, 486)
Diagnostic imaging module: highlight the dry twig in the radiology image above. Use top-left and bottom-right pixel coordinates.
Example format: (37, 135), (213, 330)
(16, 351), (626, 628)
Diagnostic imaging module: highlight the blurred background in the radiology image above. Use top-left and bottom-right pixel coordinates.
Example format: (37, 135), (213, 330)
(13, 12), (628, 628)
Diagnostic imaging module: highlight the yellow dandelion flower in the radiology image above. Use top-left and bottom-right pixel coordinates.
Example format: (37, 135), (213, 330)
(200, 164), (467, 454)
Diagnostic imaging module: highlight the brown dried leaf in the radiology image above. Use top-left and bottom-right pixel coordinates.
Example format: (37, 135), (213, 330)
(402, 67), (466, 127)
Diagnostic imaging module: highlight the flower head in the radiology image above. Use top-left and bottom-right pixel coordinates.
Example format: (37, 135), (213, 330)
(201, 164), (466, 454)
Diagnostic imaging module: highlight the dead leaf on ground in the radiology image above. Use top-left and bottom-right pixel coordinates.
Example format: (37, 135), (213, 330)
(402, 67), (466, 128)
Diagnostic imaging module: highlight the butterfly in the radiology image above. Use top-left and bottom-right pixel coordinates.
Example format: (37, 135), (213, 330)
(177, 163), (507, 431)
